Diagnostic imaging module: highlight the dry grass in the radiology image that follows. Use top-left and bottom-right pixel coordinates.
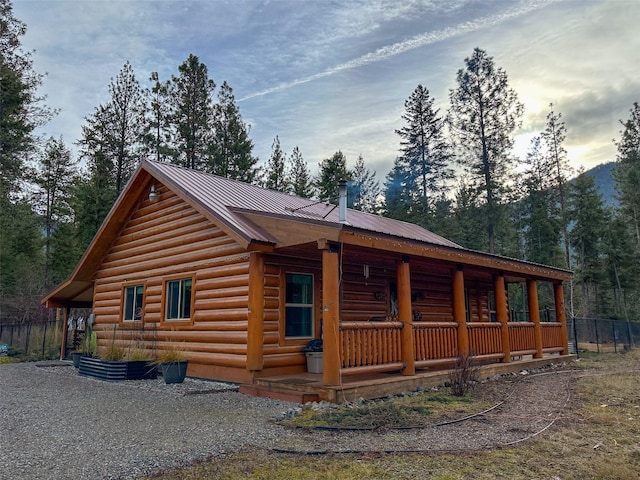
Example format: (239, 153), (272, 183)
(143, 351), (640, 480)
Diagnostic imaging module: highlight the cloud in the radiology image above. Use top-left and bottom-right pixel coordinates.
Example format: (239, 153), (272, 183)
(238, 0), (560, 102)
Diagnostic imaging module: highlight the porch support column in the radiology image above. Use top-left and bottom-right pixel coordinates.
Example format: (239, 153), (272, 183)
(322, 243), (341, 386)
(527, 279), (543, 358)
(554, 282), (569, 355)
(494, 274), (511, 363)
(247, 252), (265, 371)
(60, 306), (70, 360)
(397, 256), (415, 376)
(452, 267), (469, 357)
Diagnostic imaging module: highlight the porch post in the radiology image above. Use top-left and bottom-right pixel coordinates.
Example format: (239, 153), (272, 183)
(452, 267), (469, 357)
(494, 274), (511, 363)
(554, 282), (569, 355)
(60, 307), (70, 360)
(527, 279), (543, 358)
(322, 243), (341, 386)
(247, 252), (265, 371)
(397, 256), (415, 376)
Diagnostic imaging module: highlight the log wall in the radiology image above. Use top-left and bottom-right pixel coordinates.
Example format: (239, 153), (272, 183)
(91, 184), (252, 379)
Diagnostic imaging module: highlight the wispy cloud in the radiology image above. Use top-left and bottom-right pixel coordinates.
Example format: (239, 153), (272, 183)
(239, 0), (559, 102)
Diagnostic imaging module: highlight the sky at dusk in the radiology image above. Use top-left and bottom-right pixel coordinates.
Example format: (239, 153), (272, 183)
(13, 0), (640, 180)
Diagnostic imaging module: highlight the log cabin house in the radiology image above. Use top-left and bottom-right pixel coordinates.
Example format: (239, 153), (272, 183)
(43, 160), (573, 401)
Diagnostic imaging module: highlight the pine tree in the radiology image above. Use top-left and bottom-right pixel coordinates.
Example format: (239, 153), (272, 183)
(169, 54), (215, 170)
(541, 104), (572, 268)
(209, 81), (258, 182)
(613, 102), (640, 247)
(142, 71), (173, 163)
(263, 136), (289, 192)
(396, 85), (452, 207)
(567, 170), (607, 317)
(288, 146), (314, 198)
(316, 151), (351, 203)
(77, 62), (145, 194)
(32, 136), (76, 282)
(448, 47), (524, 253)
(383, 157), (417, 222)
(519, 136), (563, 266)
(350, 154), (380, 213)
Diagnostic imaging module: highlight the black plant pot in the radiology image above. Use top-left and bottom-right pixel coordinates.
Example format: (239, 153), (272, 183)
(160, 361), (188, 384)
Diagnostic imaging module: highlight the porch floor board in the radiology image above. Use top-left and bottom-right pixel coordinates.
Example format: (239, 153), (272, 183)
(253, 354), (576, 403)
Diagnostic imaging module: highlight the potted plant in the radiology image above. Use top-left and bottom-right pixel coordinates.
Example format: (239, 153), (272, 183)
(302, 339), (323, 374)
(156, 345), (188, 384)
(78, 327), (156, 381)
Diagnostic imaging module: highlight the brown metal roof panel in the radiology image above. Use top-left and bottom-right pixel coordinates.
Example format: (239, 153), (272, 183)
(146, 161), (459, 248)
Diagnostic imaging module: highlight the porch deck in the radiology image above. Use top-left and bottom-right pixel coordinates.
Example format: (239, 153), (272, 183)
(242, 354), (576, 403)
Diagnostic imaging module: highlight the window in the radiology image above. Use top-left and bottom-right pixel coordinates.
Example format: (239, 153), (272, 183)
(165, 278), (192, 321)
(123, 284), (144, 322)
(285, 273), (313, 338)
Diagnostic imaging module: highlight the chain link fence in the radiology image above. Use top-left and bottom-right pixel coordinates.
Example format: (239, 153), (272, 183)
(569, 317), (639, 354)
(0, 321), (63, 360)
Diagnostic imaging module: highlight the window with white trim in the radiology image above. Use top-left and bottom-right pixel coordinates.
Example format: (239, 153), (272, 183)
(123, 284), (144, 322)
(285, 273), (313, 338)
(165, 278), (192, 321)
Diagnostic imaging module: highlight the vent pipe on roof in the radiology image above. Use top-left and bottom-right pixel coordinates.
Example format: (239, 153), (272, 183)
(339, 179), (348, 224)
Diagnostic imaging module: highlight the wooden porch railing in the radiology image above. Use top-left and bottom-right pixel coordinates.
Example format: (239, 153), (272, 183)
(340, 321), (403, 376)
(541, 322), (564, 353)
(508, 322), (538, 356)
(467, 322), (504, 360)
(337, 319), (567, 377)
(413, 321), (459, 368)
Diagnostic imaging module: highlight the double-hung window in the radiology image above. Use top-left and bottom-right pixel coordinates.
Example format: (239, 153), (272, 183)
(285, 273), (313, 338)
(165, 277), (192, 321)
(123, 284), (144, 322)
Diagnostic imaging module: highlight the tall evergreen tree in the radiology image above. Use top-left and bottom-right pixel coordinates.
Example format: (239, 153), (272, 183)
(0, 0), (52, 320)
(383, 157), (417, 222)
(77, 61), (145, 194)
(209, 81), (258, 182)
(263, 135), (289, 192)
(316, 151), (351, 203)
(32, 136), (76, 282)
(567, 170), (607, 317)
(519, 136), (563, 266)
(448, 47), (524, 253)
(288, 146), (314, 198)
(541, 104), (572, 268)
(613, 102), (640, 247)
(396, 84), (452, 207)
(106, 61), (145, 192)
(350, 154), (380, 213)
(168, 54), (215, 170)
(142, 71), (173, 163)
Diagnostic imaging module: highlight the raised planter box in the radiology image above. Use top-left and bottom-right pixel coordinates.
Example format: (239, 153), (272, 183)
(79, 356), (156, 381)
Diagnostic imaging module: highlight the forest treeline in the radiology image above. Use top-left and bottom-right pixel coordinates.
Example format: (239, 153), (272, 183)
(2, 0), (640, 323)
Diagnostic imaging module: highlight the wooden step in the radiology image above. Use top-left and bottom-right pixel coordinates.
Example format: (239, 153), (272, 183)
(239, 384), (319, 404)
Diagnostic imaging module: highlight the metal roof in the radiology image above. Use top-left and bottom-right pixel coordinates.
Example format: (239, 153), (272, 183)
(146, 160), (460, 248)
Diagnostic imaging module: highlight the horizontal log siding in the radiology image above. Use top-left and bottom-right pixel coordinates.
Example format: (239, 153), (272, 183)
(340, 265), (388, 321)
(92, 186), (251, 369)
(410, 270), (453, 322)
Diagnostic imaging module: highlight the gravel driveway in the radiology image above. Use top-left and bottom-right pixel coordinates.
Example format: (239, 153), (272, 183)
(0, 362), (296, 480)
(0, 361), (575, 479)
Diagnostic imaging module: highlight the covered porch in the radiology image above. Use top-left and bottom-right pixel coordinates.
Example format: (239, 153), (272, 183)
(274, 235), (573, 401)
